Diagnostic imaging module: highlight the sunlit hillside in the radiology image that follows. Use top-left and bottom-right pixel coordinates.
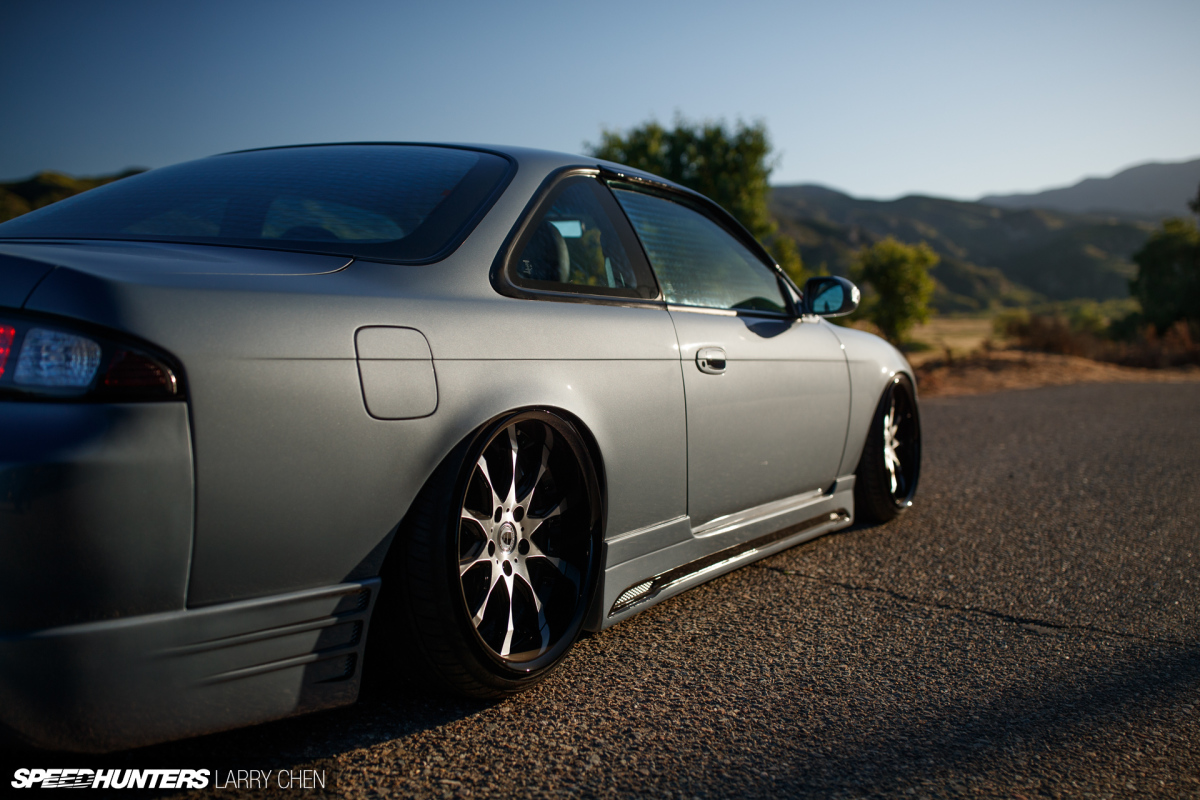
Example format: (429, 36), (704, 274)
(0, 169), (145, 223)
(770, 184), (1154, 312)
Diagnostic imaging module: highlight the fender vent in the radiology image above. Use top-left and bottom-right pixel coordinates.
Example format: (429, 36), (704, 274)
(309, 653), (357, 684)
(611, 581), (654, 613)
(333, 589), (371, 614)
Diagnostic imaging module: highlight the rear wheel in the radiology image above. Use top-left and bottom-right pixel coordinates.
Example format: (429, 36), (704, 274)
(385, 410), (601, 697)
(854, 375), (921, 524)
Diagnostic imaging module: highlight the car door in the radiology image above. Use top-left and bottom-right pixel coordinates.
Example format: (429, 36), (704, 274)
(609, 184), (850, 531)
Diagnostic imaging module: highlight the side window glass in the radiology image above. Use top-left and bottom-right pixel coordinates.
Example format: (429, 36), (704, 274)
(611, 188), (787, 314)
(510, 178), (656, 299)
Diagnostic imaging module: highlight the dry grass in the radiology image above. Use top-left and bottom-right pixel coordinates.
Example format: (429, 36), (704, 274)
(905, 316), (1001, 365)
(1000, 315), (1200, 369)
(846, 313), (1200, 396)
(914, 349), (1200, 397)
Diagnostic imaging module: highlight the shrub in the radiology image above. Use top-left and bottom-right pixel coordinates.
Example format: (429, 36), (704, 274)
(850, 238), (937, 346)
(1129, 217), (1200, 333)
(1001, 312), (1200, 368)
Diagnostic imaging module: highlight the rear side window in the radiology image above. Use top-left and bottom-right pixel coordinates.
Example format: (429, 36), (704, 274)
(611, 187), (788, 314)
(508, 177), (658, 300)
(0, 145), (513, 263)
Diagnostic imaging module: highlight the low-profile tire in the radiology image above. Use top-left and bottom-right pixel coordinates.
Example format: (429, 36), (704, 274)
(381, 410), (602, 698)
(854, 374), (921, 524)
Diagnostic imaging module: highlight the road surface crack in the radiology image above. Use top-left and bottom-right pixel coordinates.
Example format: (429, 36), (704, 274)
(758, 566), (1186, 647)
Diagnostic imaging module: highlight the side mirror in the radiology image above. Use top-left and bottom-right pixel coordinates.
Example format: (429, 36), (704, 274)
(802, 276), (860, 317)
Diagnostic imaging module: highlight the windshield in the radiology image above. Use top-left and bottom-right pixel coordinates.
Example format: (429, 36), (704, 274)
(0, 144), (513, 263)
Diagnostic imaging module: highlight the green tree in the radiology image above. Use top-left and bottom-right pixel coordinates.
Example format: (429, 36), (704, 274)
(1129, 217), (1200, 332)
(586, 116), (810, 285)
(851, 237), (938, 345)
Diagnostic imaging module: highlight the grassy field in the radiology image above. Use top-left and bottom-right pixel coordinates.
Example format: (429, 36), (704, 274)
(904, 315), (1001, 364)
(901, 310), (1200, 396)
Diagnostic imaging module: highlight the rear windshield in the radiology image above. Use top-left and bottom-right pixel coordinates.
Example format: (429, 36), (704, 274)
(0, 145), (513, 263)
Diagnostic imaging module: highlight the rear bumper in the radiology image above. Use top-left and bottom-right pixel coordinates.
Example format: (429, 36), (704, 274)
(0, 580), (377, 752)
(0, 401), (193, 632)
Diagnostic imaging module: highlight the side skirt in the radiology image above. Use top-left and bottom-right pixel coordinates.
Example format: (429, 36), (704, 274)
(588, 478), (856, 630)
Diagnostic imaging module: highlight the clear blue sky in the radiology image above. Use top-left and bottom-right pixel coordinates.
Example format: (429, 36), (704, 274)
(2, 0), (1197, 199)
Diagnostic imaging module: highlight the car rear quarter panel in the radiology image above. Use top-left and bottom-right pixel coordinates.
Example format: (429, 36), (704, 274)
(19, 166), (688, 607)
(0, 252), (55, 308)
(166, 289), (688, 606)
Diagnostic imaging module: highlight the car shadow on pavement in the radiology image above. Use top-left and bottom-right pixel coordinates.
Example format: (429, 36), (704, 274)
(2, 637), (1196, 799)
(0, 678), (494, 795)
(103, 596), (1193, 798)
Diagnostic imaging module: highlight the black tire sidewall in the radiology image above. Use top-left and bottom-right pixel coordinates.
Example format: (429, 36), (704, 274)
(854, 375), (920, 524)
(394, 409), (602, 695)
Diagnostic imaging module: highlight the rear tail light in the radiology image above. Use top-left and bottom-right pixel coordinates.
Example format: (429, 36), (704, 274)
(0, 315), (181, 401)
(0, 326), (14, 378)
(103, 349), (178, 394)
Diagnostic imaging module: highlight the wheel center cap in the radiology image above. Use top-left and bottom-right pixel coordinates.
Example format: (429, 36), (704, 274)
(498, 521), (517, 552)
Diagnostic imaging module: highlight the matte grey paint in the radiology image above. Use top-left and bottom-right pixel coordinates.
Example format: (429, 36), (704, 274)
(0, 144), (916, 750)
(595, 480), (856, 629)
(355, 327), (438, 419)
(602, 515), (693, 565)
(822, 324), (915, 477)
(667, 307), (850, 527)
(11, 246), (688, 605)
(0, 253), (54, 308)
(0, 580), (375, 752)
(0, 402), (193, 631)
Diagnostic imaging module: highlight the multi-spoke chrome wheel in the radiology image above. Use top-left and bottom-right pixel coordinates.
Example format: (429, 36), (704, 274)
(882, 399), (902, 495)
(457, 417), (594, 666)
(382, 409), (600, 697)
(855, 375), (921, 523)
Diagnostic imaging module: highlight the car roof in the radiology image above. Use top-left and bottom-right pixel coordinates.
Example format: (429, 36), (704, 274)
(222, 141), (689, 195)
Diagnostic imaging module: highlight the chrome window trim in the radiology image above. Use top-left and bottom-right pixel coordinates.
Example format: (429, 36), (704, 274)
(665, 303), (791, 320)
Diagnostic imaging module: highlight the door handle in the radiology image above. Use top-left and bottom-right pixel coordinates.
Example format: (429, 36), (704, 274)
(696, 347), (727, 374)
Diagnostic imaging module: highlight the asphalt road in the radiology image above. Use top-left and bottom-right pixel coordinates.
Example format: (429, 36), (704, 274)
(8, 381), (1200, 798)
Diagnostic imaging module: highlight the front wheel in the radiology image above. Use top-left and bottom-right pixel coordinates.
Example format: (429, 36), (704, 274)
(384, 410), (602, 697)
(854, 374), (921, 524)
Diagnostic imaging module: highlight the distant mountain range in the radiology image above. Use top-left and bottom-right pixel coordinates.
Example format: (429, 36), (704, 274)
(770, 186), (1154, 312)
(979, 158), (1200, 220)
(770, 157), (1199, 311)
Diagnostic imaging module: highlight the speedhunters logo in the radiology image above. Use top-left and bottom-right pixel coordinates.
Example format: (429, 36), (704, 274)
(11, 768), (210, 789)
(11, 767), (328, 790)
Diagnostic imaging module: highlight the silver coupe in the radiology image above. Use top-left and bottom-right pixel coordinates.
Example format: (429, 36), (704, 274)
(0, 143), (920, 751)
